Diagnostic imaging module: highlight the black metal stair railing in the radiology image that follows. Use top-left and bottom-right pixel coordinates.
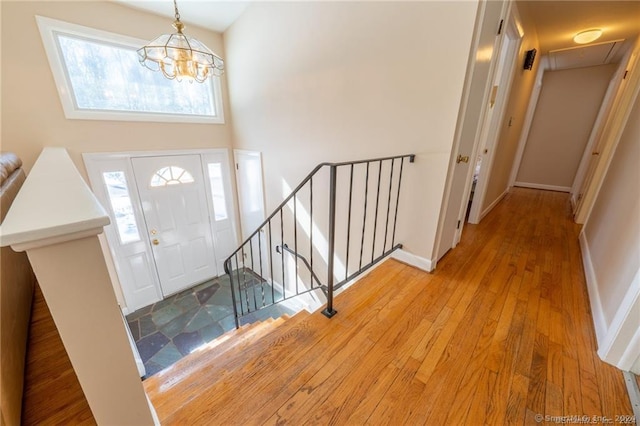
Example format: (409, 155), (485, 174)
(223, 154), (415, 328)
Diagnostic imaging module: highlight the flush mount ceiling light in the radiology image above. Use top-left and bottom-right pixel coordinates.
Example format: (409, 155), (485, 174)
(573, 29), (603, 44)
(137, 0), (224, 83)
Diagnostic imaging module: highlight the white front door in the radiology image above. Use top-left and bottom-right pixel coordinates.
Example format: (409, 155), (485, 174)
(132, 155), (218, 296)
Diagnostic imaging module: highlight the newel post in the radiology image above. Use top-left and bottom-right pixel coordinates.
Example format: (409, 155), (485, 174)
(0, 148), (158, 425)
(322, 165), (338, 318)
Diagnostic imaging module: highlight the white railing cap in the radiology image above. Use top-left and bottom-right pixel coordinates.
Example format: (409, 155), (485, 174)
(0, 148), (110, 251)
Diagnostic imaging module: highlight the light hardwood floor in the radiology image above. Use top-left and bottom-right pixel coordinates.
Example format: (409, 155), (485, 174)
(21, 285), (95, 425)
(144, 188), (633, 425)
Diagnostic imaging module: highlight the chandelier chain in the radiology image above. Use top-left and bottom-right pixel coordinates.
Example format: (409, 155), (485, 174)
(173, 0), (181, 22)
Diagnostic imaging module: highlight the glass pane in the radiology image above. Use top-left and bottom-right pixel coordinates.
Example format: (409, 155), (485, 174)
(56, 34), (216, 117)
(150, 166), (195, 187)
(102, 171), (140, 244)
(208, 163), (228, 221)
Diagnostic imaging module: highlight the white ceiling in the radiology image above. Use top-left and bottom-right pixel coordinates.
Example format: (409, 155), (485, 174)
(114, 1), (640, 51)
(518, 1), (640, 55)
(548, 40), (625, 71)
(114, 0), (640, 71)
(113, 0), (250, 32)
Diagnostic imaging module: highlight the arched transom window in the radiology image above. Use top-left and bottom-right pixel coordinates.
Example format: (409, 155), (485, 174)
(150, 166), (195, 187)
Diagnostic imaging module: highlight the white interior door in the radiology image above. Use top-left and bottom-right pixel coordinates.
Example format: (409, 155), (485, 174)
(234, 150), (266, 239)
(436, 0), (508, 261)
(468, 17), (521, 224)
(132, 155), (218, 296)
(234, 150), (269, 277)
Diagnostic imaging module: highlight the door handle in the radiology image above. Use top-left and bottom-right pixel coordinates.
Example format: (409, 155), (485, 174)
(456, 155), (470, 164)
(151, 239), (159, 246)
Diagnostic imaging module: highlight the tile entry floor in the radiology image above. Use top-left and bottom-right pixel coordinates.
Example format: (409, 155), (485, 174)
(126, 273), (295, 377)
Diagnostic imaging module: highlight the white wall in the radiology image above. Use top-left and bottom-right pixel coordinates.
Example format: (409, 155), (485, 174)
(224, 1), (478, 262)
(580, 86), (640, 371)
(515, 64), (616, 191)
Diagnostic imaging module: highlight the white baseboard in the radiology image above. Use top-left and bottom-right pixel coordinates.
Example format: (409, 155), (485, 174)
(579, 231), (607, 342)
(391, 249), (434, 272)
(576, 231), (640, 371)
(514, 182), (571, 192)
(597, 268), (640, 370)
(479, 188), (508, 222)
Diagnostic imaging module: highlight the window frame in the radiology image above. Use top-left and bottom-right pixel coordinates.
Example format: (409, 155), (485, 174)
(36, 15), (225, 124)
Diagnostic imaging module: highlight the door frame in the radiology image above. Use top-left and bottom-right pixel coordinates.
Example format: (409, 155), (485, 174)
(84, 148), (239, 313)
(467, 13), (523, 224)
(573, 44), (640, 223)
(433, 0), (512, 265)
(569, 61), (626, 211)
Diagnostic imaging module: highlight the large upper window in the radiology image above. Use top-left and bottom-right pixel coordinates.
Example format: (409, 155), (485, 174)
(36, 16), (224, 124)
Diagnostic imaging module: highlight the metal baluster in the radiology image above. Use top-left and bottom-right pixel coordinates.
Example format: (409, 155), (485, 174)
(310, 176), (314, 289)
(322, 165), (337, 318)
(345, 164), (354, 281)
(383, 158), (395, 252)
(372, 160), (383, 263)
(392, 157), (406, 247)
(280, 209), (286, 301)
(226, 256), (240, 329)
(235, 253), (245, 316)
(249, 236), (257, 311)
(268, 219), (275, 305)
(294, 193), (298, 296)
(258, 228), (265, 308)
(240, 245), (250, 313)
(359, 162), (370, 270)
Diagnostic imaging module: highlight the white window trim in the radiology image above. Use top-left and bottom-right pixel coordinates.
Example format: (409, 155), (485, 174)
(36, 15), (225, 124)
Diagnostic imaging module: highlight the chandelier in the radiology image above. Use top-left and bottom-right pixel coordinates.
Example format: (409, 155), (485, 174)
(137, 0), (224, 83)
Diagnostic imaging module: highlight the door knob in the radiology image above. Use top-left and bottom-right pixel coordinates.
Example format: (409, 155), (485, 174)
(150, 229), (158, 235)
(152, 239), (159, 246)
(456, 155), (470, 164)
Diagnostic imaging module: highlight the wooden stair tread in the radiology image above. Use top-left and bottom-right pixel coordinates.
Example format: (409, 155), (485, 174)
(144, 311), (308, 396)
(147, 260), (412, 420)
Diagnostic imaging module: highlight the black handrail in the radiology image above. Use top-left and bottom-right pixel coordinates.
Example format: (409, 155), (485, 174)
(224, 154), (415, 328)
(276, 244), (325, 291)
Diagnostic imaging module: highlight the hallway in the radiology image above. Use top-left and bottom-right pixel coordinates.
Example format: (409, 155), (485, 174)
(145, 187), (632, 424)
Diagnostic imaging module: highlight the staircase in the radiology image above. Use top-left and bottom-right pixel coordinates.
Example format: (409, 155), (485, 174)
(143, 154), (417, 421)
(143, 308), (312, 420)
(143, 258), (406, 424)
(225, 154), (415, 327)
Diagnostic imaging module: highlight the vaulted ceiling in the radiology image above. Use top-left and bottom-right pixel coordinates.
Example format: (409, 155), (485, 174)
(114, 1), (640, 54)
(112, 0), (249, 32)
